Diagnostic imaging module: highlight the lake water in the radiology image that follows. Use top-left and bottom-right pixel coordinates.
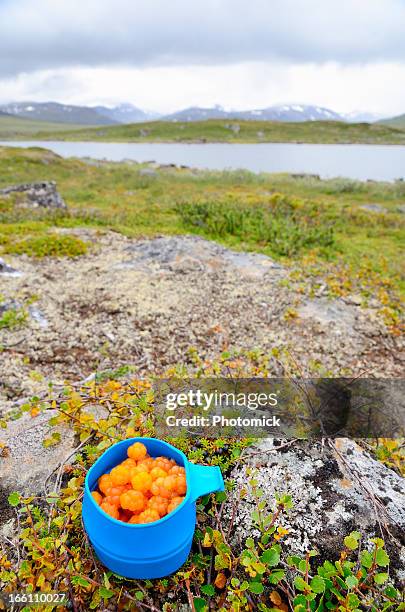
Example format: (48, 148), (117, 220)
(1, 140), (405, 181)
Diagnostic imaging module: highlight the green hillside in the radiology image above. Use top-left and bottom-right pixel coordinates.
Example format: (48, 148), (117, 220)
(0, 115), (93, 138)
(379, 113), (405, 130)
(2, 117), (405, 144)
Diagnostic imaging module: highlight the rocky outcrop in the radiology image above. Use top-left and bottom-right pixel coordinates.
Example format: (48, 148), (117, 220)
(0, 181), (67, 209)
(0, 257), (21, 277)
(121, 235), (283, 278)
(225, 438), (405, 580)
(0, 410), (75, 497)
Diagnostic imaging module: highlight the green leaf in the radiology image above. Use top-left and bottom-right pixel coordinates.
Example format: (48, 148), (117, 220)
(98, 587), (114, 599)
(344, 531), (360, 551)
(268, 569), (285, 584)
(346, 593), (360, 610)
(360, 550), (373, 569)
(345, 575), (358, 589)
(72, 576), (91, 588)
(135, 591), (144, 601)
(201, 584), (215, 596)
(248, 581), (264, 594)
(89, 591), (101, 610)
(287, 555), (302, 567)
(293, 595), (307, 606)
(374, 572), (389, 585)
(215, 491), (227, 502)
(310, 576), (325, 593)
(7, 491), (21, 507)
(260, 547), (280, 567)
(384, 586), (398, 599)
(193, 597), (208, 612)
(375, 548), (390, 567)
(371, 537), (384, 548)
(294, 576), (309, 592)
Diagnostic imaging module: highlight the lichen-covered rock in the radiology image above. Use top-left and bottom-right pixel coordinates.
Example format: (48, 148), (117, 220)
(0, 257), (21, 277)
(0, 181), (67, 209)
(226, 438), (405, 580)
(0, 410), (75, 496)
(122, 235), (283, 278)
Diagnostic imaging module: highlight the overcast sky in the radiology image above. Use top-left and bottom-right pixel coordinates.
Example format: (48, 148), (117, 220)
(0, 0), (405, 115)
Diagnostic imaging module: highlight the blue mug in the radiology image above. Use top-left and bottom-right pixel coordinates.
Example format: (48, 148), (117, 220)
(82, 437), (224, 579)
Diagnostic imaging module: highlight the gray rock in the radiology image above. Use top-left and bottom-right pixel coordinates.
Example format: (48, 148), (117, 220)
(226, 438), (405, 580)
(291, 173), (321, 181)
(0, 300), (47, 328)
(0, 181), (67, 209)
(298, 298), (357, 331)
(360, 203), (386, 213)
(397, 204), (405, 214)
(139, 168), (157, 177)
(121, 235), (282, 278)
(0, 257), (21, 277)
(0, 300), (21, 317)
(28, 305), (48, 328)
(0, 410), (76, 496)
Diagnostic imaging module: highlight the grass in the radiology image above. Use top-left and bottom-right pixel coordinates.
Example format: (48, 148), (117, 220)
(0, 115), (94, 138)
(2, 118), (405, 144)
(0, 145), (404, 307)
(379, 113), (405, 130)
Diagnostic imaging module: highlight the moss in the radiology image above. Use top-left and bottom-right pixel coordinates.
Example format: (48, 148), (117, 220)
(3, 233), (88, 258)
(0, 305), (27, 329)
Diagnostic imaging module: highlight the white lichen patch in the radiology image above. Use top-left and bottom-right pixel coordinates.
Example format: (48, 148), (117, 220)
(226, 453), (325, 555)
(226, 439), (405, 572)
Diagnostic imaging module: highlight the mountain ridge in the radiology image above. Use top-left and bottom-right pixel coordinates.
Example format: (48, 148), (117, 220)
(161, 104), (344, 122)
(0, 101), (402, 127)
(379, 113), (405, 129)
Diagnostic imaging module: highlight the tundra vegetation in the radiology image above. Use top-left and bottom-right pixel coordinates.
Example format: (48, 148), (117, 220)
(0, 146), (404, 610)
(2, 118), (405, 144)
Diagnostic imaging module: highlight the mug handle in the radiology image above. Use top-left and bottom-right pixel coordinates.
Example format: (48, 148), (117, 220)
(188, 463), (225, 503)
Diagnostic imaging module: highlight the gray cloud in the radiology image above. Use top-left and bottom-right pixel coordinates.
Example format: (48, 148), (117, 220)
(0, 0), (405, 78)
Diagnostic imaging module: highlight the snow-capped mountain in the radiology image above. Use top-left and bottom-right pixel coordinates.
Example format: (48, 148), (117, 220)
(94, 103), (160, 124)
(0, 100), (388, 126)
(0, 102), (118, 125)
(0, 102), (160, 125)
(163, 104), (344, 122)
(162, 105), (229, 122)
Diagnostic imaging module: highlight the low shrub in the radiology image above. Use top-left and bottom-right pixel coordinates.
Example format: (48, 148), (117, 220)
(175, 193), (335, 257)
(4, 233), (88, 258)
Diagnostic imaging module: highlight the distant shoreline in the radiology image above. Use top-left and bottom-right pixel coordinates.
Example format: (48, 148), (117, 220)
(1, 118), (405, 146)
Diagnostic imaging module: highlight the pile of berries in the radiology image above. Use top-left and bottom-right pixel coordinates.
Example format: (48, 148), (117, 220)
(91, 442), (187, 524)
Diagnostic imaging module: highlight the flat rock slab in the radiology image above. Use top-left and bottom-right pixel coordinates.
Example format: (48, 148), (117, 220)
(298, 298), (358, 332)
(0, 410), (76, 496)
(226, 439), (405, 580)
(121, 235), (283, 278)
